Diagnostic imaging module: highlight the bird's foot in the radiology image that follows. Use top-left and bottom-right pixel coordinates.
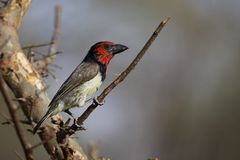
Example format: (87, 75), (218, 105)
(93, 97), (105, 106)
(72, 118), (86, 131)
(63, 118), (71, 127)
(51, 117), (61, 125)
(56, 118), (71, 131)
(64, 109), (74, 118)
(85, 98), (92, 103)
(58, 118), (85, 131)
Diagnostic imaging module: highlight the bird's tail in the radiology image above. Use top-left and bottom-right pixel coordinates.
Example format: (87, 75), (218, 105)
(33, 111), (51, 134)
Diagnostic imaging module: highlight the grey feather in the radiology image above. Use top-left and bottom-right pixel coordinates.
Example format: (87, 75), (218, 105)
(48, 62), (99, 112)
(33, 62), (99, 134)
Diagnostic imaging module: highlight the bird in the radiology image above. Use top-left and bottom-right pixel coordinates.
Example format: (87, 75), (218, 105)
(33, 41), (128, 134)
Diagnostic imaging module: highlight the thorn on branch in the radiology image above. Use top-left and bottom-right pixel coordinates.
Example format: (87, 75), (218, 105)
(49, 63), (63, 70)
(20, 119), (32, 125)
(2, 121), (11, 125)
(0, 112), (12, 125)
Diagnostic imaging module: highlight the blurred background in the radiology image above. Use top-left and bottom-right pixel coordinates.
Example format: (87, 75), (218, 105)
(1, 0), (240, 159)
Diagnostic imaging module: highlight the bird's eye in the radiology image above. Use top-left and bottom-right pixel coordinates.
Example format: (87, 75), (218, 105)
(104, 45), (110, 50)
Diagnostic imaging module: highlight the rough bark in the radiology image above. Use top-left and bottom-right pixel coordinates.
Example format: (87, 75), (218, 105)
(0, 1), (88, 159)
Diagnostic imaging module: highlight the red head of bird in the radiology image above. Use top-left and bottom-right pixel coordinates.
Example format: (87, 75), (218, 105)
(84, 41), (128, 66)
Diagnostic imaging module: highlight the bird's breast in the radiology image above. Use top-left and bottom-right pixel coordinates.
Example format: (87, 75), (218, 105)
(81, 72), (102, 98)
(63, 72), (102, 108)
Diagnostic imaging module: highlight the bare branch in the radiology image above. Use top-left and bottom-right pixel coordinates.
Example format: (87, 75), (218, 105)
(57, 17), (170, 140)
(48, 5), (61, 54)
(0, 74), (34, 160)
(77, 17), (170, 125)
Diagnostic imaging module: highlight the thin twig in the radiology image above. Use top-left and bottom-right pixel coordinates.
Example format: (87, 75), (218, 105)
(48, 5), (61, 54)
(22, 42), (54, 50)
(57, 18), (170, 141)
(76, 17), (170, 125)
(34, 51), (62, 62)
(30, 136), (54, 150)
(49, 63), (63, 69)
(0, 74), (34, 160)
(30, 141), (45, 150)
(14, 150), (25, 160)
(0, 112), (12, 125)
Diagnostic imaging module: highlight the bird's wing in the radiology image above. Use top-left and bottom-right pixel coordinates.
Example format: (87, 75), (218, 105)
(48, 62), (99, 109)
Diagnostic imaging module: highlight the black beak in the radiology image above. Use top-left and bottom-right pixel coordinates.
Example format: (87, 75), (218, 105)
(111, 44), (128, 55)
